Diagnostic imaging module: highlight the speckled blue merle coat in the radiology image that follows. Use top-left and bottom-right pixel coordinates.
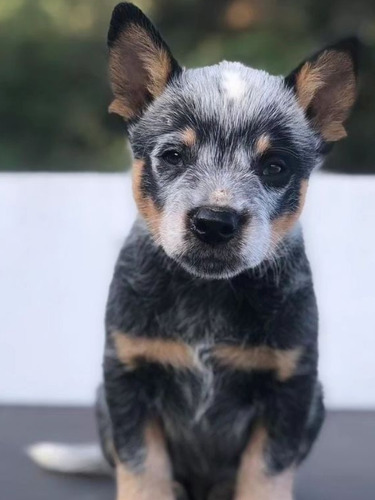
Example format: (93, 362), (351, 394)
(97, 3), (360, 500)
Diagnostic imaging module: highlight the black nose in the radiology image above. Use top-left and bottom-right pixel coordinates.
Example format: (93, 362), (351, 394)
(190, 207), (241, 245)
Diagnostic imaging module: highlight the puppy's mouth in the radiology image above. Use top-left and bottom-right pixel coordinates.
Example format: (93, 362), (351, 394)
(179, 257), (244, 279)
(173, 243), (247, 280)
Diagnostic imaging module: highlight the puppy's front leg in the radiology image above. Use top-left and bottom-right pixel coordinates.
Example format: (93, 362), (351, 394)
(233, 377), (324, 500)
(234, 426), (294, 500)
(115, 421), (175, 500)
(104, 356), (175, 500)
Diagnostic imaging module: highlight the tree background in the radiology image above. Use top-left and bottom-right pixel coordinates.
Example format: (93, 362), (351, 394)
(1, 0), (374, 173)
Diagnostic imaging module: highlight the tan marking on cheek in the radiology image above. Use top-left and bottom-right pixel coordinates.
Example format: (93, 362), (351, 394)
(235, 426), (295, 500)
(132, 159), (145, 208)
(113, 331), (195, 370)
(271, 180), (308, 246)
(181, 127), (196, 147)
(213, 345), (302, 381)
(116, 422), (174, 500)
(255, 134), (271, 156)
(132, 160), (162, 239)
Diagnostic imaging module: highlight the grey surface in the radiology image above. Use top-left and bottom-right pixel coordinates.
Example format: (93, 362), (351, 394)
(0, 406), (374, 499)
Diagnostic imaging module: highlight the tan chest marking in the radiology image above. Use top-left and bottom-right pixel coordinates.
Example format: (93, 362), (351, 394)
(113, 333), (215, 421)
(113, 331), (195, 370)
(114, 332), (301, 381)
(213, 344), (302, 381)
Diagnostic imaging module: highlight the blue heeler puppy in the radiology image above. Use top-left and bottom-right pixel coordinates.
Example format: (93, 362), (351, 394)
(29, 3), (360, 499)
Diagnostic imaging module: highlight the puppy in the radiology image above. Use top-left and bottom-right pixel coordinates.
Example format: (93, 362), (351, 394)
(29, 3), (360, 500)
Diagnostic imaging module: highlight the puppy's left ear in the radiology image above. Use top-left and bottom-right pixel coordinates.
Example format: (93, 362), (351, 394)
(285, 37), (360, 142)
(107, 3), (181, 121)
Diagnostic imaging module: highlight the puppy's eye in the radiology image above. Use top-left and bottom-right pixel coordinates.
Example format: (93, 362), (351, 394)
(262, 163), (283, 176)
(259, 158), (290, 187)
(161, 149), (183, 166)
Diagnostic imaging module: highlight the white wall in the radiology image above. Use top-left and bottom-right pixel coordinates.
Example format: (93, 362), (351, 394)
(0, 173), (374, 408)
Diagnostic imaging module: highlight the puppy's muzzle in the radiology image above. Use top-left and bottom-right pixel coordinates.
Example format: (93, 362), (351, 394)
(189, 206), (242, 245)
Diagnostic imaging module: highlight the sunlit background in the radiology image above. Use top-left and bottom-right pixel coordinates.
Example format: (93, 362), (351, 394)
(1, 0), (375, 173)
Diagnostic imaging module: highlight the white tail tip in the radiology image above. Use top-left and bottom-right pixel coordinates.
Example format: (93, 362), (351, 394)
(26, 442), (111, 475)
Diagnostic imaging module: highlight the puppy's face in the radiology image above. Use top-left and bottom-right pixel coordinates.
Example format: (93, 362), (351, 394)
(108, 3), (359, 279)
(130, 69), (313, 279)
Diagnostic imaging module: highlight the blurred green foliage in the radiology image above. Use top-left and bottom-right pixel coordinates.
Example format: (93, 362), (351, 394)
(1, 0), (374, 172)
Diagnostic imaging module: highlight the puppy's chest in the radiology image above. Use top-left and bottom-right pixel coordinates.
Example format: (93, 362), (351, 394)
(177, 340), (217, 422)
(157, 338), (260, 473)
(154, 306), (242, 420)
(153, 337), (260, 425)
(115, 281), (293, 417)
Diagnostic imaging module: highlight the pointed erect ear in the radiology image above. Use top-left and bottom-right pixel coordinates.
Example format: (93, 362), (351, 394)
(107, 3), (181, 121)
(285, 37), (360, 142)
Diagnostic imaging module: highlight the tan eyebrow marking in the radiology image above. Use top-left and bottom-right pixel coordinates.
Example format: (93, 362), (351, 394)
(181, 127), (197, 147)
(113, 331), (195, 370)
(255, 134), (271, 156)
(213, 344), (303, 381)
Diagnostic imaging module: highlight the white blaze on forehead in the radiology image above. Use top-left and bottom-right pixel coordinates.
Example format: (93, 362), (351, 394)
(221, 69), (247, 100)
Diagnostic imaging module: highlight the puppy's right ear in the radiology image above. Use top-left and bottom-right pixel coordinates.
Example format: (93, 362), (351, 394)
(108, 3), (181, 121)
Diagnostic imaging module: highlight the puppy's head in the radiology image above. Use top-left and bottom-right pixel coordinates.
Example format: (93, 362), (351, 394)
(108, 3), (359, 279)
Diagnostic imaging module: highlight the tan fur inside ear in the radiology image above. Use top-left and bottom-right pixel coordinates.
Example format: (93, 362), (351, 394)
(295, 51), (357, 142)
(295, 62), (325, 110)
(109, 25), (173, 119)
